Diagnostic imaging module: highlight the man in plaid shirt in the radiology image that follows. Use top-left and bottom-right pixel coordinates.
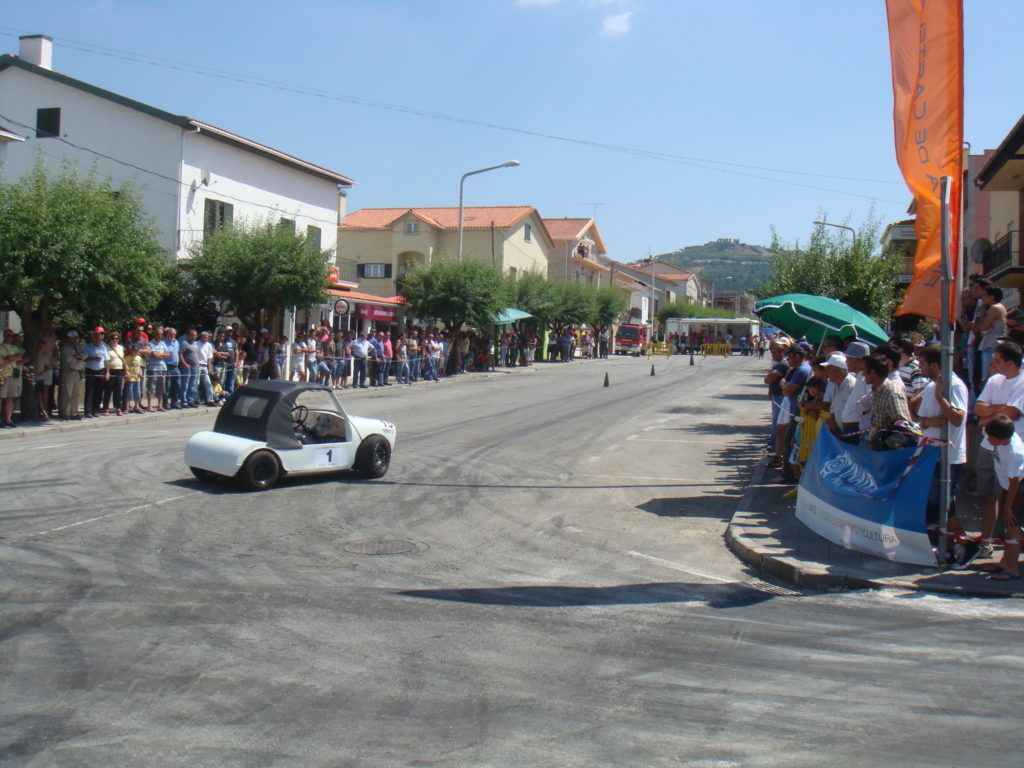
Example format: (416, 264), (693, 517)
(865, 354), (912, 445)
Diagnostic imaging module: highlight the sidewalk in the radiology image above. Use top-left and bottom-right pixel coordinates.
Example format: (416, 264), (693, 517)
(0, 363), (548, 441)
(727, 460), (1024, 598)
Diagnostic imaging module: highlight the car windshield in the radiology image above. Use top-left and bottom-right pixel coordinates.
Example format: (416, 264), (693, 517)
(294, 389), (341, 414)
(617, 327), (639, 339)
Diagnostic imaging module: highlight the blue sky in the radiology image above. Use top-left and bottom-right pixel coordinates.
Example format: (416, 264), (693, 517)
(0, 1), (1017, 260)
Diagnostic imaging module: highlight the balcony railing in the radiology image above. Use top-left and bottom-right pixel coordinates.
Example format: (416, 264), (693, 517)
(983, 231), (1022, 277)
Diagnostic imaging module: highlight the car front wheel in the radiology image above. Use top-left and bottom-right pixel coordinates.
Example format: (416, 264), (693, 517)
(355, 436), (391, 478)
(238, 450), (280, 491)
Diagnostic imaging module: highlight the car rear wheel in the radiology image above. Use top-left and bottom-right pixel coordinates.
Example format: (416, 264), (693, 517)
(238, 450), (280, 491)
(355, 436), (391, 478)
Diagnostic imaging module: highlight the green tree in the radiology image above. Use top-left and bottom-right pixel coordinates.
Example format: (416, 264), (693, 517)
(504, 270), (557, 328)
(190, 218), (329, 331)
(550, 281), (597, 336)
(400, 258), (507, 370)
(0, 158), (166, 383)
(757, 214), (901, 321)
(589, 286), (630, 336)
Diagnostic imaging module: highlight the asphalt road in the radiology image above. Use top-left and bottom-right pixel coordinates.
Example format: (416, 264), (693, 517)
(2, 354), (1022, 767)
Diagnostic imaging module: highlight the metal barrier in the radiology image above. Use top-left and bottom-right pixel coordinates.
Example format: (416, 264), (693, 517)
(700, 344), (732, 358)
(644, 342), (676, 359)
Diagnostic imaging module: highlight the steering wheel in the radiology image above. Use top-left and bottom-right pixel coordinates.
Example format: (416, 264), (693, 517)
(291, 404), (309, 428)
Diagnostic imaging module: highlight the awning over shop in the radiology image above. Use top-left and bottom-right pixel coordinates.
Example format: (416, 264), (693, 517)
(494, 307), (534, 325)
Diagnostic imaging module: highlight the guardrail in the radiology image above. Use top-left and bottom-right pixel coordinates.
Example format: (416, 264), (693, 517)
(644, 342), (675, 358)
(700, 344), (732, 358)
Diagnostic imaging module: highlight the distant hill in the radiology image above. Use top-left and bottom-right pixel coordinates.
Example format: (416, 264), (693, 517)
(656, 239), (774, 294)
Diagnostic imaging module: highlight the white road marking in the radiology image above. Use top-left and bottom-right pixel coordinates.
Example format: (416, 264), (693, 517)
(28, 443), (70, 450)
(31, 491), (203, 537)
(625, 550), (735, 583)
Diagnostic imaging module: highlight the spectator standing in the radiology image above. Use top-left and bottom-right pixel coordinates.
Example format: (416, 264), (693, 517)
(776, 345), (811, 481)
(83, 327), (110, 418)
(893, 336), (928, 397)
(864, 354), (913, 449)
(396, 333), (411, 385)
(33, 339), (54, 421)
(599, 328), (610, 359)
(911, 343), (971, 567)
(238, 330), (258, 386)
(840, 341), (872, 435)
(0, 329), (28, 428)
(823, 353), (855, 437)
(196, 330), (216, 404)
(381, 332), (393, 385)
(103, 330), (126, 415)
(58, 330), (86, 420)
(973, 340), (1024, 558)
(291, 330), (308, 382)
(199, 301), (221, 335)
(975, 285), (1007, 381)
(763, 339), (790, 464)
(123, 343), (144, 413)
(143, 327), (170, 412)
(178, 328), (201, 407)
(351, 332), (370, 388)
(163, 327), (182, 409)
(214, 330), (236, 396)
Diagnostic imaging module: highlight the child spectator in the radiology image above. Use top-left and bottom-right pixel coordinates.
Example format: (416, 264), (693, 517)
(123, 344), (144, 414)
(981, 414), (1024, 581)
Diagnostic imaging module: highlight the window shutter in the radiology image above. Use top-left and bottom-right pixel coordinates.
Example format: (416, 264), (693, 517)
(222, 203), (233, 227)
(384, 264), (393, 278)
(204, 199), (216, 235)
(357, 264), (366, 278)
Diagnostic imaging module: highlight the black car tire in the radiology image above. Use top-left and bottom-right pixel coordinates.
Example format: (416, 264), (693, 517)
(355, 435), (391, 478)
(238, 450), (280, 491)
(190, 466), (215, 481)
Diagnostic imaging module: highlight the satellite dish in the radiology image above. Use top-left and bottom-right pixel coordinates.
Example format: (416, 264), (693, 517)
(969, 238), (992, 264)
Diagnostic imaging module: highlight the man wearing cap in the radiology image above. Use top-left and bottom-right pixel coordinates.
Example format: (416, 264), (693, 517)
(841, 341), (873, 436)
(59, 329), (86, 420)
(162, 327), (182, 409)
(83, 327), (110, 418)
(823, 352), (855, 436)
(775, 345), (812, 481)
(142, 325), (169, 412)
(0, 328), (29, 428)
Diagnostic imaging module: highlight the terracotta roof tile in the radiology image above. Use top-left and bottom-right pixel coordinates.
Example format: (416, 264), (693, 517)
(342, 206), (537, 231)
(542, 217), (591, 241)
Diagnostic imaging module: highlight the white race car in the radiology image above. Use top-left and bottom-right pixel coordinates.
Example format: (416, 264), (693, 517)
(184, 380), (396, 491)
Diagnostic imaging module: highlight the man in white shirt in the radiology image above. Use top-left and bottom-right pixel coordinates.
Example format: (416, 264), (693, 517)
(911, 343), (971, 566)
(197, 330), (216, 405)
(823, 352), (854, 437)
(840, 341), (872, 435)
(974, 340), (1024, 556)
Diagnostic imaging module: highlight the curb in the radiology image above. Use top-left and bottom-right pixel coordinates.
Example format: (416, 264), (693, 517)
(0, 405), (220, 440)
(725, 460), (1024, 598)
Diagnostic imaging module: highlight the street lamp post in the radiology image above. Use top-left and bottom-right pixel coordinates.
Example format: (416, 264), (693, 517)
(457, 160), (520, 261)
(813, 220), (857, 250)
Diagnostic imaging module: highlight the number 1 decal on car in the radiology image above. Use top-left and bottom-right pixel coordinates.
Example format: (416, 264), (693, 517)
(315, 446), (340, 468)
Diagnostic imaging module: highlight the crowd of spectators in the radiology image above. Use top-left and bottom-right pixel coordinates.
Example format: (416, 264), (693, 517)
(0, 317), (622, 428)
(761, 279), (1024, 581)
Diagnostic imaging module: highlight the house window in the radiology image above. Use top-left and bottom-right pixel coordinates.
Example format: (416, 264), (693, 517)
(36, 107), (60, 138)
(509, 266), (517, 278)
(405, 221), (419, 235)
(306, 225), (322, 251)
(278, 217), (296, 233)
(204, 199), (234, 235)
(524, 224), (532, 243)
(358, 263), (392, 279)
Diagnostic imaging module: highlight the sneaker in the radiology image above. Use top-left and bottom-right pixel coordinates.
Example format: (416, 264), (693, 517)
(952, 540), (982, 570)
(979, 542), (995, 559)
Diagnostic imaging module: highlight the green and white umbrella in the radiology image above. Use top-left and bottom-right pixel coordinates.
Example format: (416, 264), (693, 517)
(753, 293), (888, 346)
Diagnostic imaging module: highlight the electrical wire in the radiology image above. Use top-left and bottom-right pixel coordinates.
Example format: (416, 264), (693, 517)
(0, 26), (908, 202)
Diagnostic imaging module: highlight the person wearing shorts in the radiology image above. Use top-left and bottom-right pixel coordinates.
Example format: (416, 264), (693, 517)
(0, 329), (28, 428)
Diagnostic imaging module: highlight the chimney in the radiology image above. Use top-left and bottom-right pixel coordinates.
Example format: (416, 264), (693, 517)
(19, 35), (53, 70)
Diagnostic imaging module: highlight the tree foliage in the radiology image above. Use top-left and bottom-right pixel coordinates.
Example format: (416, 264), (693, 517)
(657, 300), (738, 324)
(504, 270), (557, 327)
(590, 286), (630, 333)
(400, 258), (507, 331)
(757, 214), (902, 321)
(0, 159), (166, 342)
(190, 218), (329, 330)
(550, 282), (596, 334)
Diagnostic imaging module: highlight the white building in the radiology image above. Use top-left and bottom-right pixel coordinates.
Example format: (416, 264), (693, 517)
(0, 35), (354, 263)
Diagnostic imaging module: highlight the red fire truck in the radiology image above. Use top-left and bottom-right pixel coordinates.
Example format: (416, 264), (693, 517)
(614, 323), (648, 355)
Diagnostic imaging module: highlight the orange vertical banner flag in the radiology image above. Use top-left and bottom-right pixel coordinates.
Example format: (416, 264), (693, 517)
(886, 0), (963, 319)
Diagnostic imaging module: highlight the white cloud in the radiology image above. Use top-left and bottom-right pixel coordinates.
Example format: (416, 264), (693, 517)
(601, 11), (633, 36)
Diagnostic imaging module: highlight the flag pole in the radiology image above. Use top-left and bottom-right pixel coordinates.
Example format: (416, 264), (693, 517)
(938, 175), (953, 568)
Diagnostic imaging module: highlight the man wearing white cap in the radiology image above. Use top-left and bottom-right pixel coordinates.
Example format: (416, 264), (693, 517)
(840, 341), (872, 437)
(59, 329), (86, 419)
(823, 352), (854, 437)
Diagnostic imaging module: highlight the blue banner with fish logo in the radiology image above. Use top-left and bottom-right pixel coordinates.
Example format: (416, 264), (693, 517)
(795, 427), (939, 565)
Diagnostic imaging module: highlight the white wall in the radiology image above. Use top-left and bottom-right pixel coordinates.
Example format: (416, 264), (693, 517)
(0, 66), (183, 255)
(180, 131), (340, 261)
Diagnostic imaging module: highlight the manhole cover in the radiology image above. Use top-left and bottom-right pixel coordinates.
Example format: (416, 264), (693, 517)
(343, 539), (420, 556)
